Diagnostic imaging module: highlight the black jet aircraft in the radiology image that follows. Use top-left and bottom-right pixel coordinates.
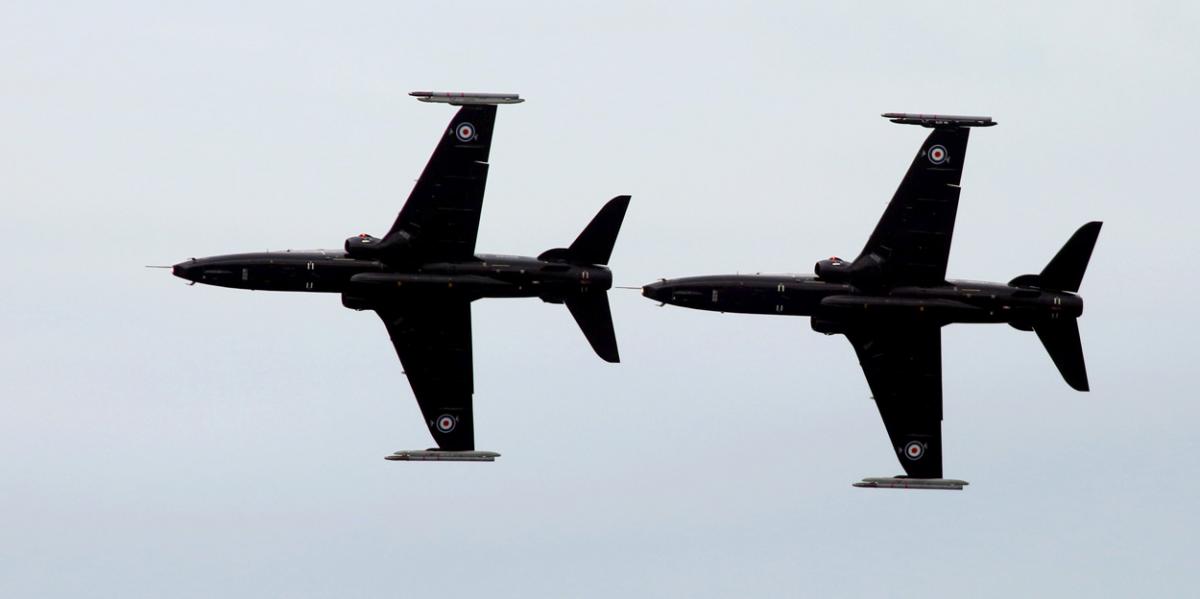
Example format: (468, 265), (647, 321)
(172, 92), (631, 461)
(642, 113), (1101, 489)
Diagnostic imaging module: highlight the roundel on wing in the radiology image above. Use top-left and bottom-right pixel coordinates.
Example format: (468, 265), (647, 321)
(927, 144), (948, 165)
(454, 122), (477, 142)
(902, 440), (925, 461)
(435, 414), (457, 433)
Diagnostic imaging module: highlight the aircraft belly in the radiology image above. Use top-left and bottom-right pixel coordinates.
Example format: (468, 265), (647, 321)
(819, 295), (985, 322)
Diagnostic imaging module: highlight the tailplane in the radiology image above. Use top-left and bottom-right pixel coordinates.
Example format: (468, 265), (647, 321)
(539, 196), (631, 265)
(1009, 222), (1103, 292)
(565, 293), (620, 363)
(1009, 222), (1101, 391)
(538, 195), (631, 363)
(1033, 318), (1090, 391)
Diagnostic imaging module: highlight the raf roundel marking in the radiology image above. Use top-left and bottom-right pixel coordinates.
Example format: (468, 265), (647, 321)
(435, 414), (457, 433)
(927, 144), (948, 165)
(455, 122), (476, 142)
(903, 440), (925, 461)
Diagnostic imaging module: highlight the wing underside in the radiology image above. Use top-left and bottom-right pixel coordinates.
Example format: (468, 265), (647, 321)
(854, 127), (971, 287)
(382, 104), (497, 262)
(375, 298), (476, 450)
(845, 325), (944, 478)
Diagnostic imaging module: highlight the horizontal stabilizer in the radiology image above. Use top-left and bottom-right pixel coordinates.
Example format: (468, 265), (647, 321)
(1034, 318), (1090, 391)
(566, 292), (620, 363)
(882, 113), (996, 128)
(538, 196), (632, 265)
(1039, 221), (1103, 292)
(853, 477), (968, 490)
(386, 450), (500, 462)
(1010, 222), (1103, 292)
(570, 196), (632, 265)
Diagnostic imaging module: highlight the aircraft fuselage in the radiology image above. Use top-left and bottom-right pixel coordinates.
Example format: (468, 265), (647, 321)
(172, 251), (613, 301)
(642, 275), (1081, 327)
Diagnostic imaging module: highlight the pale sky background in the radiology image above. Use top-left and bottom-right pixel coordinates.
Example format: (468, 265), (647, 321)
(2, 1), (1198, 597)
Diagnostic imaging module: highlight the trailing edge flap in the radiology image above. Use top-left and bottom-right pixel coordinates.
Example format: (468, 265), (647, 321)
(854, 127), (971, 287)
(1033, 318), (1090, 391)
(565, 292), (620, 363)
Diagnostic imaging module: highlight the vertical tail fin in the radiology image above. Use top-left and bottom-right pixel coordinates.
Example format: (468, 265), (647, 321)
(1010, 222), (1103, 292)
(1033, 318), (1090, 391)
(565, 293), (620, 363)
(566, 196), (631, 265)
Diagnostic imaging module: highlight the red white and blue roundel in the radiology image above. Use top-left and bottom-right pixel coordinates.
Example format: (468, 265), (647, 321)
(927, 144), (948, 165)
(902, 440), (925, 461)
(454, 122), (477, 142)
(435, 414), (457, 434)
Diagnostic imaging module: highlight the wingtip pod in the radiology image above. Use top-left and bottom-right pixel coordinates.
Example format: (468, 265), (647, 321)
(386, 450), (500, 462)
(410, 91), (524, 105)
(882, 112), (996, 128)
(854, 477), (969, 490)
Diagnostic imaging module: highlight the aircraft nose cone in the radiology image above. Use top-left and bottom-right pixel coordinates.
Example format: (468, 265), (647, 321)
(642, 281), (665, 301)
(172, 261), (196, 281)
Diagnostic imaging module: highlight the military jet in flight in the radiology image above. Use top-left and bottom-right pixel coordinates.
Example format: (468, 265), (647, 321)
(172, 92), (631, 461)
(642, 113), (1101, 489)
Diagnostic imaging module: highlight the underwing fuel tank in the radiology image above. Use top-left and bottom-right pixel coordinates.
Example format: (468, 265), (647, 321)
(853, 477), (969, 490)
(385, 450), (500, 462)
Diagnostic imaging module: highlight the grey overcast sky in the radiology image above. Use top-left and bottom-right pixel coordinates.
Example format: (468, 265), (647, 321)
(2, 1), (1197, 596)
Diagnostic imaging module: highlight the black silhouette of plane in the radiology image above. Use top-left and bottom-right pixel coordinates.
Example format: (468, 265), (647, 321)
(643, 113), (1100, 489)
(172, 92), (630, 461)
